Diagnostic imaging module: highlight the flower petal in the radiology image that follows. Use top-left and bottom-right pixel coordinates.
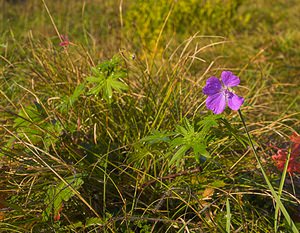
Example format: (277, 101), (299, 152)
(290, 132), (300, 144)
(202, 77), (222, 96)
(291, 144), (300, 158)
(272, 149), (287, 161)
(221, 71), (240, 87)
(206, 92), (226, 114)
(227, 92), (244, 111)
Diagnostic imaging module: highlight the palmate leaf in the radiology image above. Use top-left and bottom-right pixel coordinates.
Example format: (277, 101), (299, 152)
(170, 137), (185, 147)
(197, 114), (223, 134)
(91, 67), (101, 76)
(42, 175), (84, 221)
(169, 145), (190, 166)
(12, 103), (63, 148)
(60, 83), (86, 112)
(141, 117), (219, 166)
(70, 83), (85, 105)
(85, 217), (104, 227)
(13, 104), (44, 129)
(108, 77), (128, 92)
(88, 83), (105, 96)
(86, 76), (104, 83)
(169, 118), (211, 166)
(175, 125), (189, 136)
(140, 130), (174, 144)
(175, 118), (194, 136)
(111, 70), (126, 79)
(104, 80), (113, 100)
(193, 143), (210, 162)
(86, 55), (128, 102)
(103, 77), (128, 101)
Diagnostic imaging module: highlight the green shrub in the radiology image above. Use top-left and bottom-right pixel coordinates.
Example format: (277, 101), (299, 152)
(124, 0), (251, 52)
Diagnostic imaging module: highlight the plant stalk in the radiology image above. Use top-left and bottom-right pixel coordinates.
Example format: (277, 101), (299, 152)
(238, 109), (298, 233)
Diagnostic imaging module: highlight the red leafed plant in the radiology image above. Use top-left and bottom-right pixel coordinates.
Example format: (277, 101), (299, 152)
(272, 132), (300, 174)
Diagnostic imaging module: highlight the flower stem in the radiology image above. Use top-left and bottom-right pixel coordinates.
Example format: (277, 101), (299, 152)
(275, 148), (291, 232)
(238, 109), (298, 233)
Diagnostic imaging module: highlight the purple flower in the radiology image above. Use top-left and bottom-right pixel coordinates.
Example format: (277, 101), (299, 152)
(202, 71), (244, 114)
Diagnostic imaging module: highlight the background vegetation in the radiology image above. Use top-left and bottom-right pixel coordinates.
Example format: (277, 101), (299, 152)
(0, 0), (300, 232)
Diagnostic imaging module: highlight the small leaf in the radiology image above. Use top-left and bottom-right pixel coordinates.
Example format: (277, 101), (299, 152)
(140, 130), (173, 144)
(193, 143), (210, 163)
(67, 221), (84, 230)
(169, 145), (189, 166)
(88, 84), (103, 96)
(86, 76), (102, 83)
(193, 143), (207, 155)
(203, 187), (214, 198)
(175, 125), (188, 135)
(109, 79), (128, 92)
(42, 175), (84, 221)
(104, 80), (113, 100)
(171, 137), (185, 147)
(69, 83), (85, 106)
(86, 55), (128, 103)
(85, 217), (103, 227)
(197, 114), (222, 135)
(91, 67), (100, 76)
(211, 180), (226, 188)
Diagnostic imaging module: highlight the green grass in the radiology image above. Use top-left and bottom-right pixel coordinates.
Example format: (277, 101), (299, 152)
(1, 0), (300, 232)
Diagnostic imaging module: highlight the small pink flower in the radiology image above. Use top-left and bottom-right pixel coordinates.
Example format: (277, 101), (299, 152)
(59, 35), (70, 47)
